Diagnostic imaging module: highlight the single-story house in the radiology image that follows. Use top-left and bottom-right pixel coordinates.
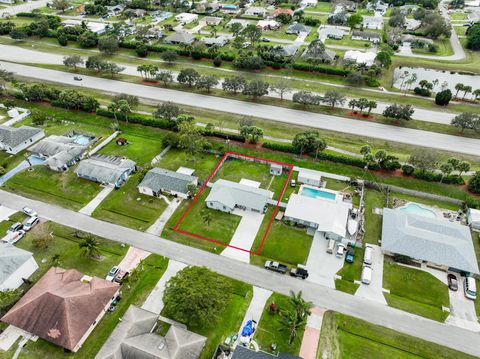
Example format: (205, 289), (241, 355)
(362, 15), (384, 30)
(145, 27), (164, 39)
(131, 9), (147, 17)
(28, 135), (90, 172)
(202, 35), (229, 47)
(273, 8), (294, 17)
(301, 0), (317, 7)
(284, 193), (352, 241)
(221, 4), (239, 14)
(317, 26), (346, 40)
(245, 6), (268, 18)
(298, 169), (321, 186)
(0, 244), (38, 292)
(175, 12), (198, 24)
(1, 267), (119, 352)
(227, 19), (251, 28)
(399, 4), (418, 14)
(344, 50), (377, 66)
(231, 345), (301, 358)
(164, 32), (196, 45)
(352, 30), (381, 43)
(339, 0), (357, 11)
(405, 18), (421, 31)
(138, 167), (198, 199)
(0, 125), (44, 155)
(270, 163), (283, 176)
(366, 1), (388, 15)
(151, 10), (173, 21)
(106, 4), (125, 16)
(62, 19), (107, 34)
(75, 154), (136, 187)
(381, 208), (480, 275)
(468, 208), (480, 230)
(95, 305), (206, 359)
(278, 44), (300, 57)
(257, 20), (280, 30)
(303, 47), (337, 63)
(286, 23), (311, 35)
(204, 16), (223, 25)
(206, 179), (273, 213)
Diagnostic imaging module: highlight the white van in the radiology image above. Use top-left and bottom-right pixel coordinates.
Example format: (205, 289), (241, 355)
(464, 276), (477, 300)
(326, 239), (335, 254)
(364, 245), (373, 265)
(361, 265), (372, 285)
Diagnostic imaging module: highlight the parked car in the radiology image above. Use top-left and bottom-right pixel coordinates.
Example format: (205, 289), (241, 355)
(114, 270), (129, 284)
(361, 265), (372, 285)
(290, 264), (309, 279)
(7, 222), (23, 234)
(264, 261), (288, 274)
(336, 243), (345, 258)
(447, 274), (458, 291)
(363, 245), (373, 265)
(73, 76), (83, 81)
(464, 276), (477, 300)
(261, 37), (271, 42)
(2, 230), (25, 245)
(22, 206), (37, 217)
(326, 239), (335, 254)
(345, 249), (355, 263)
(106, 266), (120, 281)
(23, 216), (39, 231)
(290, 179), (296, 187)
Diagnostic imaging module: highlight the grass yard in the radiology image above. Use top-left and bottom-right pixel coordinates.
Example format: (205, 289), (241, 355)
(317, 311), (478, 359)
(4, 166), (101, 211)
(254, 293), (305, 356)
(309, 1), (333, 12)
(411, 39), (454, 57)
(325, 36), (372, 49)
(0, 212), (27, 234)
(335, 246), (364, 295)
(363, 189), (385, 245)
(92, 172), (169, 231)
(0, 150), (25, 172)
(382, 261), (450, 322)
(250, 208), (314, 267)
(156, 148), (220, 182)
(212, 157), (275, 188)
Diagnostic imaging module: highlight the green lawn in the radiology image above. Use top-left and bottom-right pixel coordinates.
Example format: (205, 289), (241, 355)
(363, 189), (385, 245)
(254, 293), (305, 356)
(325, 35), (372, 49)
(4, 166), (102, 211)
(212, 158), (275, 188)
(92, 172), (169, 231)
(335, 246), (364, 295)
(0, 150), (25, 173)
(382, 261), (450, 322)
(308, 1), (333, 12)
(250, 208), (313, 267)
(0, 212), (27, 234)
(317, 311), (478, 359)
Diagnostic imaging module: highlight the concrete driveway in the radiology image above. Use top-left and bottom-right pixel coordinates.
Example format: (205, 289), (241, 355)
(446, 276), (480, 332)
(354, 244), (387, 305)
(305, 232), (344, 289)
(0, 205), (16, 222)
(240, 286), (272, 336)
(221, 209), (264, 263)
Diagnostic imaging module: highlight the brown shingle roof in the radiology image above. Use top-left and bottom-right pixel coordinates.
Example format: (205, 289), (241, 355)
(1, 267), (119, 351)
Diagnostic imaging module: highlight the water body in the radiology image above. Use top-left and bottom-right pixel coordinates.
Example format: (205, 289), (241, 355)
(392, 67), (480, 99)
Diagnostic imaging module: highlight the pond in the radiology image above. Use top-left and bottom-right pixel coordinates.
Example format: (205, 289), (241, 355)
(392, 67), (480, 99)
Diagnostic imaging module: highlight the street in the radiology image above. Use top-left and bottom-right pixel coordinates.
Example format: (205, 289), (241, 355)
(0, 189), (479, 356)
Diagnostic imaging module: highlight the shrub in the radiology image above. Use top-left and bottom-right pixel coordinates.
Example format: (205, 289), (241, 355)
(401, 164), (415, 176)
(468, 172), (480, 194)
(435, 89), (452, 106)
(135, 43), (148, 57)
(414, 87), (431, 97)
(213, 56), (222, 67)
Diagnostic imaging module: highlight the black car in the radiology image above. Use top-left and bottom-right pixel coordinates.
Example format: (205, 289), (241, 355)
(290, 265), (309, 279)
(447, 274), (458, 291)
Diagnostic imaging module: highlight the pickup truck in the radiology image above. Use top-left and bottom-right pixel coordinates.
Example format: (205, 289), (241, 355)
(290, 265), (309, 279)
(114, 270), (129, 284)
(264, 261), (288, 274)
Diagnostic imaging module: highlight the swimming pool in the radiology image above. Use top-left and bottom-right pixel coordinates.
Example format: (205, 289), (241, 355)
(399, 203), (437, 219)
(301, 187), (337, 201)
(71, 134), (93, 146)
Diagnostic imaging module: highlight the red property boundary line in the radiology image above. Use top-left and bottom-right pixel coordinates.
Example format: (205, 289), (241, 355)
(173, 152), (294, 255)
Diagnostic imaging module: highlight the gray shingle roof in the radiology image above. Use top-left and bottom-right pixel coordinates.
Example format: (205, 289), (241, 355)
(139, 168), (197, 195)
(381, 208), (479, 274)
(0, 244), (34, 284)
(286, 23), (311, 34)
(29, 135), (88, 169)
(0, 125), (43, 148)
(232, 346), (300, 359)
(75, 154), (136, 184)
(164, 32), (195, 44)
(352, 30), (381, 39)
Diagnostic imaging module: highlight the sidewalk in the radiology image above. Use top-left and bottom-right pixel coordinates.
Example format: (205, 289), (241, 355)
(146, 197), (182, 236)
(79, 185), (114, 216)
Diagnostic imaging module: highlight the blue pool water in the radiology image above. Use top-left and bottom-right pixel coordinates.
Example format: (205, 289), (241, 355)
(399, 203), (436, 218)
(71, 134), (93, 146)
(301, 187), (336, 200)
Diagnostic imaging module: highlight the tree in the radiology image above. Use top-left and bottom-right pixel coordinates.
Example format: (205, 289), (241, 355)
(242, 80), (269, 99)
(322, 90), (346, 109)
(161, 50), (178, 64)
(112, 94), (139, 109)
(242, 24), (262, 46)
(154, 101), (182, 121)
(177, 121), (206, 161)
(10, 28), (27, 41)
(163, 267), (232, 327)
(468, 172), (480, 194)
(451, 112), (476, 133)
(347, 13), (363, 29)
(137, 64), (158, 80)
(104, 62), (125, 78)
(454, 83), (464, 98)
(196, 75), (219, 93)
(466, 23), (480, 50)
(50, 254), (61, 267)
(383, 104), (414, 122)
(292, 131), (326, 156)
(280, 291), (312, 345)
(222, 76), (246, 94)
(116, 99), (131, 123)
(439, 163), (453, 182)
(435, 89), (452, 106)
(78, 31), (98, 48)
(409, 150), (438, 173)
(79, 236), (100, 259)
(375, 51), (392, 68)
(230, 22), (243, 38)
(240, 125), (264, 143)
(187, 183), (198, 197)
(63, 55), (84, 71)
(202, 211), (212, 227)
(270, 80), (292, 101)
(458, 161), (471, 176)
(462, 85), (472, 99)
(292, 91), (321, 106)
(177, 68), (200, 87)
(156, 70), (174, 86)
(135, 43), (148, 57)
(447, 157), (460, 171)
(345, 72), (364, 86)
(98, 36), (119, 54)
(366, 100), (377, 115)
(52, 0), (70, 12)
(276, 13), (293, 25)
(473, 89), (480, 100)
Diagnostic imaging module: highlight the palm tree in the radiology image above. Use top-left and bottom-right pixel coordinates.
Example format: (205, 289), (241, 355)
(462, 85), (472, 99)
(202, 211), (212, 227)
(288, 290), (313, 320)
(454, 83), (464, 98)
(79, 236), (101, 259)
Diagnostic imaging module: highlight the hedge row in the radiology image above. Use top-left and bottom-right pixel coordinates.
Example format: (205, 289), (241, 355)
(410, 170), (465, 185)
(291, 63), (350, 76)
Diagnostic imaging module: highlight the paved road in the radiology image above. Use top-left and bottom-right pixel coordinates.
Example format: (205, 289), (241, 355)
(0, 0), (50, 16)
(1, 190), (479, 356)
(2, 61), (480, 156)
(0, 45), (460, 125)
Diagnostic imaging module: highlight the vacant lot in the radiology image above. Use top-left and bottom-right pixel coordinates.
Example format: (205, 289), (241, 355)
(383, 261), (450, 322)
(363, 189), (385, 245)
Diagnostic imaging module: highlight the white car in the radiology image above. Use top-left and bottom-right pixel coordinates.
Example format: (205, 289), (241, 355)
(336, 243), (346, 258)
(106, 266), (120, 282)
(23, 216), (39, 231)
(22, 206), (38, 217)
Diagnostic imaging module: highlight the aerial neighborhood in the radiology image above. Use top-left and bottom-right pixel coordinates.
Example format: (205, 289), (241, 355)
(0, 0), (479, 357)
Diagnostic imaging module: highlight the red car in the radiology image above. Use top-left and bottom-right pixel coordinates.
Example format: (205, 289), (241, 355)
(447, 274), (458, 291)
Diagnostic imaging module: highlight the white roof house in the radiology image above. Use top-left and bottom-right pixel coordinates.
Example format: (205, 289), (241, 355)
(297, 170), (321, 187)
(301, 0), (318, 7)
(362, 15), (384, 30)
(284, 193), (352, 240)
(468, 208), (480, 230)
(0, 244), (38, 291)
(164, 32), (196, 45)
(405, 18), (421, 31)
(318, 26), (346, 40)
(206, 179), (273, 213)
(257, 20), (280, 30)
(344, 50), (377, 66)
(175, 12), (198, 24)
(227, 19), (251, 28)
(202, 35), (229, 47)
(62, 20), (107, 34)
(245, 6), (267, 17)
(382, 208), (480, 274)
